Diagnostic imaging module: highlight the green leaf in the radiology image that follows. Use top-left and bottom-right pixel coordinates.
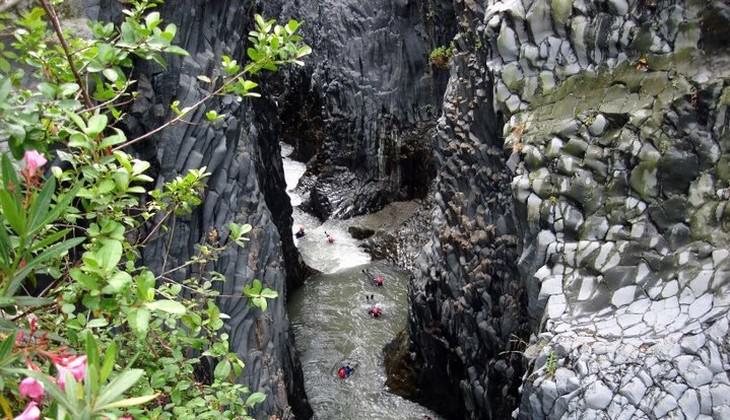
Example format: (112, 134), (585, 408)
(135, 271), (155, 302)
(6, 236), (85, 297)
(28, 176), (56, 233)
(102, 271), (131, 293)
(66, 111), (87, 132)
(1, 154), (20, 199)
(0, 225), (9, 265)
(36, 183), (82, 233)
(0, 331), (16, 361)
(164, 45), (189, 56)
(252, 296), (267, 311)
(205, 110), (218, 121)
(9, 296), (53, 307)
(68, 133), (91, 149)
(86, 318), (109, 328)
(58, 83), (79, 97)
(0, 189), (24, 235)
(243, 80), (258, 92)
(245, 391), (267, 407)
(112, 168), (130, 191)
(128, 308), (150, 337)
(259, 288), (278, 299)
(37, 82), (56, 99)
(146, 300), (186, 315)
(86, 114), (108, 137)
(100, 341), (117, 383)
(296, 45), (313, 58)
(85, 334), (100, 392)
(214, 359), (231, 380)
(252, 279), (262, 294)
(97, 393), (158, 410)
(95, 369), (145, 408)
(0, 77), (10, 102)
(97, 239), (123, 272)
(102, 68), (118, 82)
(144, 12), (161, 29)
(30, 228), (71, 253)
(101, 133), (126, 148)
(70, 268), (98, 290)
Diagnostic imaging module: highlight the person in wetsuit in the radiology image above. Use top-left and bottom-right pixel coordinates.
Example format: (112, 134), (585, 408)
(368, 305), (382, 318)
(373, 275), (384, 287)
(295, 226), (305, 238)
(325, 231), (335, 243)
(337, 363), (354, 379)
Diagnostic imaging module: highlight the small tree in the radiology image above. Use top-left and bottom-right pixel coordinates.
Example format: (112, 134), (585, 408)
(0, 0), (310, 418)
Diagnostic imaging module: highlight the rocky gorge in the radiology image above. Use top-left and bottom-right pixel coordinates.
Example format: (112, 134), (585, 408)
(73, 0), (730, 419)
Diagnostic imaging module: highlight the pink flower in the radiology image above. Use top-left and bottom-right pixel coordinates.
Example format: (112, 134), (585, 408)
(18, 377), (44, 401)
(13, 401), (40, 420)
(22, 150), (47, 176)
(54, 355), (87, 388)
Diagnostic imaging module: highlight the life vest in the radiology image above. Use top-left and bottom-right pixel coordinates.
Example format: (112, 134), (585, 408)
(337, 367), (347, 379)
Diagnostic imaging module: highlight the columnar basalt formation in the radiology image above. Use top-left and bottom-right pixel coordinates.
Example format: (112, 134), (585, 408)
(86, 1), (311, 418)
(409, 0), (730, 419)
(262, 0), (457, 219)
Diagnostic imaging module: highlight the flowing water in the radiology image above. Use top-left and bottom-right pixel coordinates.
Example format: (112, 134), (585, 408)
(282, 144), (440, 420)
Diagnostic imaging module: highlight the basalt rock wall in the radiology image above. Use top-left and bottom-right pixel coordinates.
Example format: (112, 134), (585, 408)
(86, 1), (312, 418)
(259, 0), (457, 219)
(409, 0), (730, 419)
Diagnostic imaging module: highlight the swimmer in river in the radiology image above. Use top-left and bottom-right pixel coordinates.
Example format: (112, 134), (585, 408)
(325, 231), (335, 244)
(337, 363), (354, 379)
(373, 275), (384, 287)
(368, 304), (382, 318)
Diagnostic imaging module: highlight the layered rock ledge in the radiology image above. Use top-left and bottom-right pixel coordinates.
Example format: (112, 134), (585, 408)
(407, 1), (730, 419)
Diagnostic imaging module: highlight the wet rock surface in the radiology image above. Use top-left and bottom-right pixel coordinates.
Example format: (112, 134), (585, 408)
(408, 0), (730, 419)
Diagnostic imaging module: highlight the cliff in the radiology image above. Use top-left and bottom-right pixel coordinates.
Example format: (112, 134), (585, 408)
(260, 0), (456, 219)
(408, 0), (730, 419)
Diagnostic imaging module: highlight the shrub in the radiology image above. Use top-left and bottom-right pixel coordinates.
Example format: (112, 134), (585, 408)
(0, 0), (310, 418)
(429, 45), (453, 69)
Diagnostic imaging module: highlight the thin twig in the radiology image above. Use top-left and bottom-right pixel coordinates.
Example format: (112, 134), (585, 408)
(81, 82), (134, 114)
(38, 0), (94, 109)
(155, 257), (193, 280)
(160, 214), (176, 273)
(112, 67), (248, 151)
(10, 301), (57, 321)
(138, 209), (173, 246)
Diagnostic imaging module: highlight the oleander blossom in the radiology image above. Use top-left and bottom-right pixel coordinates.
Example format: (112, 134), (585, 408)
(54, 354), (87, 388)
(18, 377), (44, 401)
(13, 401), (40, 420)
(22, 150), (47, 177)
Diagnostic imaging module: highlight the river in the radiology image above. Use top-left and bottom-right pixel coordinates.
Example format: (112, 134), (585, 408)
(282, 144), (440, 420)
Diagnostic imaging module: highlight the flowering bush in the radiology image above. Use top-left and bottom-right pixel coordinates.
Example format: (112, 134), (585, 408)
(0, 0), (310, 418)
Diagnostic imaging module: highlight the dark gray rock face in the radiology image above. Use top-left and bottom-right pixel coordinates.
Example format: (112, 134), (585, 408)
(408, 0), (730, 419)
(86, 1), (312, 418)
(260, 0), (456, 220)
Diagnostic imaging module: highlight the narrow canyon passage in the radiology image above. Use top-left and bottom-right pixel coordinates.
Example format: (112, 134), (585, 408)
(281, 145), (440, 419)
